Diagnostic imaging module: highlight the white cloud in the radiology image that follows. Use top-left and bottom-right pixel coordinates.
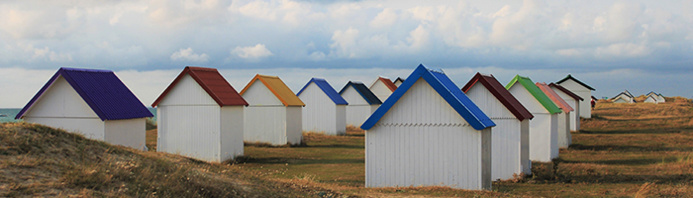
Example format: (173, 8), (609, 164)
(595, 42), (651, 57)
(329, 28), (360, 58)
(370, 8), (397, 27)
(170, 47), (210, 62)
(231, 44), (273, 59)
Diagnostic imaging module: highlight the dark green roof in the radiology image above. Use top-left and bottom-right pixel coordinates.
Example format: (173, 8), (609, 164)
(506, 75), (562, 114)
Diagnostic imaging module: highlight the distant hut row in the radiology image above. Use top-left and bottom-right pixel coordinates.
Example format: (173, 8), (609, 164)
(16, 65), (596, 191)
(610, 90), (666, 104)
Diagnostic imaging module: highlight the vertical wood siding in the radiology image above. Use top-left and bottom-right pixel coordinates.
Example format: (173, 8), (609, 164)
(23, 76), (106, 142)
(244, 106), (288, 145)
(300, 82), (345, 135)
(557, 79), (592, 118)
(104, 118), (146, 150)
(556, 112), (569, 148)
(466, 83), (527, 180)
(220, 106), (244, 161)
(509, 84), (558, 162)
(157, 74), (233, 162)
(242, 80), (302, 145)
(342, 85), (379, 127)
(366, 79), (490, 190)
(551, 87), (580, 131)
(285, 107), (303, 145)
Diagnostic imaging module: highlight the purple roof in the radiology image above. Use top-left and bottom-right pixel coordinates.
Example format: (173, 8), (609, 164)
(16, 67), (153, 121)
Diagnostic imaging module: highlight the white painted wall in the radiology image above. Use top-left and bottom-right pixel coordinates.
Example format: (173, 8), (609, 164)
(644, 96), (658, 103)
(370, 80), (393, 102)
(508, 84), (558, 162)
(242, 80), (302, 145)
(341, 86), (379, 127)
(221, 106), (244, 161)
(466, 83), (529, 180)
(157, 74), (242, 162)
(286, 107), (303, 145)
(299, 82), (345, 135)
(557, 79), (592, 118)
(104, 118), (146, 150)
(23, 76), (106, 140)
(556, 112), (571, 148)
(551, 87), (580, 131)
(366, 79), (491, 190)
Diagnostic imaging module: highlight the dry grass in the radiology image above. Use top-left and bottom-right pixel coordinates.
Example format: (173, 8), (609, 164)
(0, 122), (340, 197)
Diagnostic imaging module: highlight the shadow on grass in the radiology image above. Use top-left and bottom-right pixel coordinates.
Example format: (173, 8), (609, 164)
(236, 156), (363, 165)
(579, 128), (688, 134)
(562, 173), (693, 184)
(562, 158), (671, 165)
(304, 144), (364, 149)
(569, 144), (692, 152)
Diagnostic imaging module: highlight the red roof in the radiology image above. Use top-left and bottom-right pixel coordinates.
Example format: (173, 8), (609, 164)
(152, 66), (248, 107)
(548, 83), (584, 101)
(461, 73), (534, 121)
(536, 82), (574, 113)
(377, 77), (398, 92)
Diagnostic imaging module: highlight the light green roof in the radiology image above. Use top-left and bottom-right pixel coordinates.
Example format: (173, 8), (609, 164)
(506, 75), (562, 114)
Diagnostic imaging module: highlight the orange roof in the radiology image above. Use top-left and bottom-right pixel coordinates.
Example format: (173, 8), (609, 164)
(152, 66), (247, 107)
(536, 82), (574, 113)
(240, 74), (305, 107)
(376, 77), (397, 92)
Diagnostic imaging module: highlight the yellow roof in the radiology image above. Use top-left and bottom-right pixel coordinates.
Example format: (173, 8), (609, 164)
(240, 74), (305, 106)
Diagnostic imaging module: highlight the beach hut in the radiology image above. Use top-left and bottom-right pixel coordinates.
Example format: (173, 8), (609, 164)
(644, 94), (658, 103)
(362, 64), (496, 190)
(240, 74), (304, 146)
(297, 78), (348, 135)
(506, 75), (562, 162)
(537, 83), (574, 149)
(657, 94), (666, 103)
(369, 77), (398, 102)
(556, 74), (595, 118)
(462, 72), (533, 180)
(611, 91), (634, 103)
(15, 67), (153, 149)
(152, 66), (248, 162)
(549, 83), (584, 131)
(393, 77), (405, 87)
(339, 81), (382, 127)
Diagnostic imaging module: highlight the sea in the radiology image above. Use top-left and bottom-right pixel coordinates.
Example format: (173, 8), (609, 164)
(0, 108), (158, 123)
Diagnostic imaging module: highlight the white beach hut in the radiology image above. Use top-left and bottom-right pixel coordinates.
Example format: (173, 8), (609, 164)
(362, 64), (496, 190)
(152, 66), (248, 162)
(537, 82), (574, 149)
(462, 72), (534, 180)
(556, 75), (595, 118)
(549, 83), (584, 131)
(611, 91), (635, 103)
(369, 77), (398, 102)
(506, 75), (563, 162)
(240, 74), (305, 146)
(15, 67), (153, 150)
(297, 78), (348, 135)
(644, 94), (658, 103)
(339, 81), (382, 127)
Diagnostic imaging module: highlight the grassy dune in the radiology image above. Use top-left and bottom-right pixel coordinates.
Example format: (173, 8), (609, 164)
(3, 100), (693, 197)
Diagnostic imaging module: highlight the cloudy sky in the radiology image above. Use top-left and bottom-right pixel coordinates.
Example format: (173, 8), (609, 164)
(1, 0), (692, 108)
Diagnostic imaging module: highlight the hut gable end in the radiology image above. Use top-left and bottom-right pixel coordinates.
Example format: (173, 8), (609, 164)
(362, 64), (495, 131)
(506, 75), (562, 114)
(23, 76), (99, 119)
(156, 74), (219, 106)
(152, 66), (247, 107)
(241, 79), (284, 106)
(240, 74), (304, 107)
(462, 73), (533, 121)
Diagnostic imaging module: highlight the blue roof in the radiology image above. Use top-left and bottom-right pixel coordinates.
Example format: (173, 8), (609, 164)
(16, 67), (153, 121)
(361, 64), (495, 130)
(339, 81), (382, 105)
(296, 78), (348, 105)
